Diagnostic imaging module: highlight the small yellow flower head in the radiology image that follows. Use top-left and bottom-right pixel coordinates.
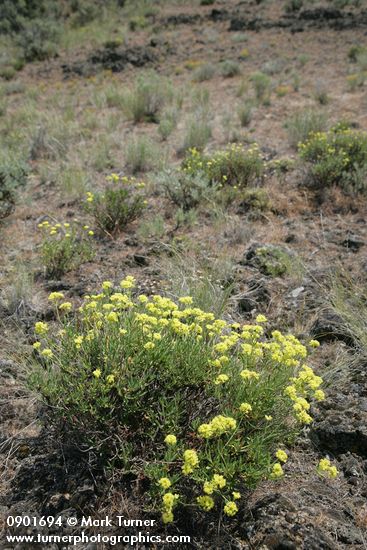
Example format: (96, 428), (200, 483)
(197, 495), (214, 511)
(102, 281), (113, 290)
(74, 335), (84, 348)
(317, 458), (339, 479)
(88, 230), (94, 236)
(179, 296), (193, 305)
(41, 348), (53, 359)
(224, 501), (238, 517)
(212, 474), (226, 489)
(182, 449), (199, 474)
(119, 328), (127, 335)
(106, 374), (115, 384)
(33, 341), (41, 350)
(270, 462), (284, 479)
(158, 477), (171, 490)
(48, 291), (64, 302)
(162, 510), (174, 524)
(93, 369), (102, 378)
(65, 233), (71, 238)
(35, 321), (48, 336)
(309, 339), (320, 348)
(314, 389), (325, 401)
(232, 491), (241, 500)
(203, 481), (214, 495)
(214, 374), (229, 385)
(63, 222), (70, 228)
(106, 311), (118, 323)
(275, 449), (288, 463)
(86, 192), (94, 203)
(255, 314), (267, 323)
(162, 492), (179, 509)
(239, 402), (252, 415)
(144, 341), (155, 350)
(265, 415), (273, 421)
(59, 302), (72, 312)
(120, 275), (135, 289)
(164, 434), (177, 446)
(240, 369), (260, 381)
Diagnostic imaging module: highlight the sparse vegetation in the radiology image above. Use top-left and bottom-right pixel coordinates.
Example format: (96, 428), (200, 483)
(39, 219), (95, 278)
(286, 108), (328, 148)
(84, 175), (147, 235)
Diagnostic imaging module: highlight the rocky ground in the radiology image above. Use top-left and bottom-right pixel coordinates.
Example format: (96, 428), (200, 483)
(1, 0), (367, 548)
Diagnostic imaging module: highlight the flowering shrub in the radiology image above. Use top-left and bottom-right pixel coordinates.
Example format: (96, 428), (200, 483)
(38, 220), (94, 278)
(299, 127), (367, 193)
(182, 144), (264, 187)
(31, 278), (327, 524)
(84, 174), (147, 236)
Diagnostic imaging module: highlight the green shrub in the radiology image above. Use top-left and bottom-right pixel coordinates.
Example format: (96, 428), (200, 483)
(0, 154), (28, 219)
(238, 100), (254, 127)
(286, 109), (328, 149)
(157, 168), (215, 211)
(219, 60), (240, 78)
(183, 144), (264, 187)
(299, 127), (367, 193)
(182, 116), (212, 152)
(38, 220), (94, 278)
(158, 109), (178, 140)
(15, 19), (60, 62)
(31, 281), (326, 524)
(84, 175), (146, 235)
(348, 44), (366, 63)
(125, 135), (161, 174)
(192, 63), (216, 82)
(346, 73), (365, 91)
(121, 71), (173, 123)
(250, 72), (271, 103)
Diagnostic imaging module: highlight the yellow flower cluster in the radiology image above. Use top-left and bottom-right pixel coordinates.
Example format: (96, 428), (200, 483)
(198, 415), (237, 439)
(203, 474), (226, 494)
(223, 501), (238, 516)
(318, 458), (338, 479)
(285, 364), (324, 424)
(182, 449), (199, 475)
(162, 492), (179, 524)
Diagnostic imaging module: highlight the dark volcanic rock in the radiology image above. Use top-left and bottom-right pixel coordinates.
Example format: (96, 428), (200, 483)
(310, 309), (354, 345)
(63, 43), (161, 76)
(237, 279), (270, 313)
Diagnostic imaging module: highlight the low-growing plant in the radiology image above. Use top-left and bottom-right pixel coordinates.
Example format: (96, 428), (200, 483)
(299, 127), (367, 193)
(238, 100), (254, 127)
(286, 108), (328, 149)
(157, 168), (215, 211)
(31, 280), (327, 524)
(346, 73), (365, 91)
(219, 60), (241, 78)
(0, 153), (28, 219)
(125, 135), (161, 174)
(84, 174), (147, 236)
(192, 63), (216, 82)
(238, 188), (270, 215)
(38, 220), (95, 278)
(158, 107), (179, 141)
(181, 115), (212, 152)
(183, 144), (264, 187)
(250, 72), (271, 103)
(121, 71), (173, 123)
